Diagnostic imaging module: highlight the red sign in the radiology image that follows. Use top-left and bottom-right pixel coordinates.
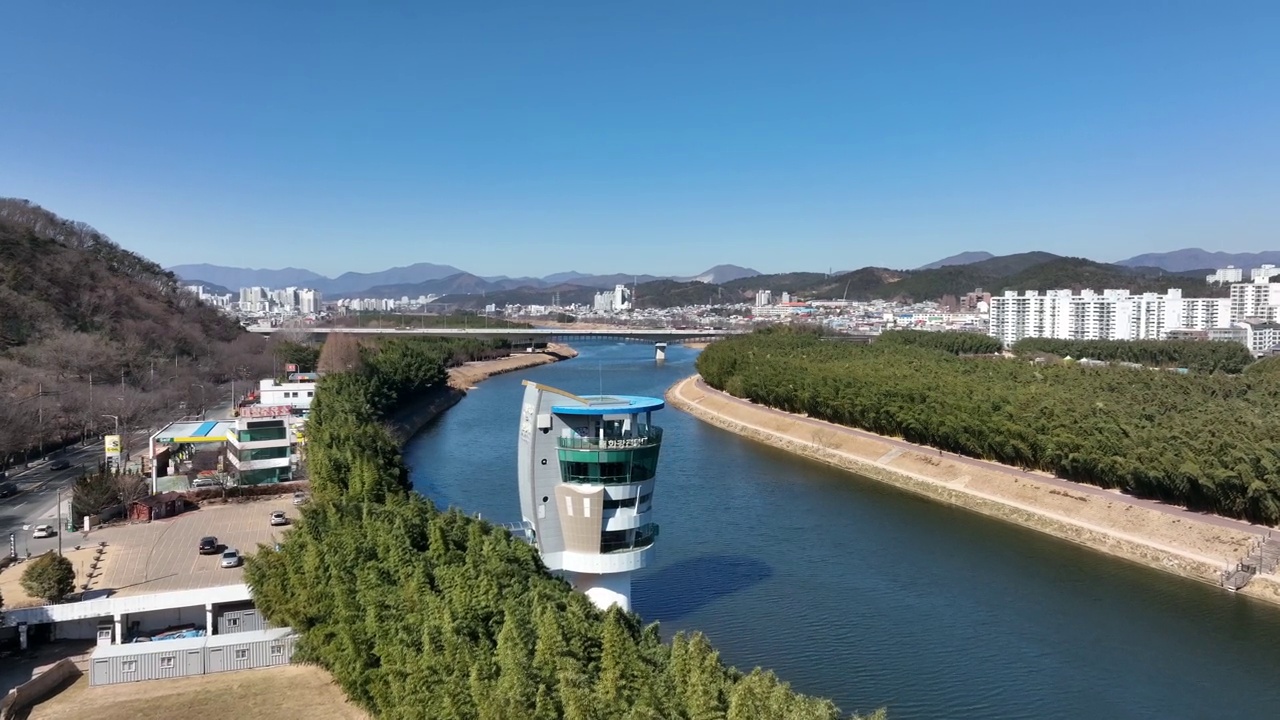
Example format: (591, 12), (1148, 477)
(239, 404), (294, 418)
(285, 363), (299, 373)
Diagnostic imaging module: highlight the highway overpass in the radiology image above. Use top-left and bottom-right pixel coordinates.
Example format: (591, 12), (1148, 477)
(244, 325), (743, 358)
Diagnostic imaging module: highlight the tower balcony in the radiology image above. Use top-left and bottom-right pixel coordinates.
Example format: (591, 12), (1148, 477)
(557, 426), (663, 485)
(556, 425), (663, 452)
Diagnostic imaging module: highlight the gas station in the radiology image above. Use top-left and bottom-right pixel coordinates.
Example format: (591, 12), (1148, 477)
(148, 419), (238, 493)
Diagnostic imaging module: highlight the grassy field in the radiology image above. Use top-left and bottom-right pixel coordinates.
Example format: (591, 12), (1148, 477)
(28, 665), (368, 720)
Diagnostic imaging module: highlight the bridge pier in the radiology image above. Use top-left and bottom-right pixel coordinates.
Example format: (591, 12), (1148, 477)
(654, 342), (667, 362)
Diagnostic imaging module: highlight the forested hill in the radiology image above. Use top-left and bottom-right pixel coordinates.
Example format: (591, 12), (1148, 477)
(699, 329), (1280, 525)
(436, 252), (1223, 309)
(0, 199), (277, 463)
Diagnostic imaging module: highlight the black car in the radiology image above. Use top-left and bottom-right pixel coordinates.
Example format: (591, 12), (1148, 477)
(49, 458), (72, 471)
(198, 536), (220, 555)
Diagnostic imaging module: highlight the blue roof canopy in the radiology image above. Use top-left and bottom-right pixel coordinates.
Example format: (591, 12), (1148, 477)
(552, 395), (665, 416)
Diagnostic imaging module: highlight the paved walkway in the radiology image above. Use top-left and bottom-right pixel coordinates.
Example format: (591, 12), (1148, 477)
(690, 376), (1274, 538)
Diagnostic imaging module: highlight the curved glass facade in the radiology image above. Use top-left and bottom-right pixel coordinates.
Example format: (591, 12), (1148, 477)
(557, 426), (663, 484)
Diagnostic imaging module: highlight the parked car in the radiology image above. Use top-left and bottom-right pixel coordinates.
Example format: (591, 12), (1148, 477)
(198, 536), (220, 555)
(291, 491), (308, 506)
(220, 549), (242, 568)
(32, 525), (55, 539)
(269, 511), (288, 526)
(49, 458), (72, 471)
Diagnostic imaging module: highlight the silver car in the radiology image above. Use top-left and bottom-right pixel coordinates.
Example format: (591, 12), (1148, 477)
(220, 549), (242, 568)
(270, 511), (288, 526)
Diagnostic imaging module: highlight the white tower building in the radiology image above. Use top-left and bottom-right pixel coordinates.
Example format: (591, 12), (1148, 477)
(515, 380), (664, 612)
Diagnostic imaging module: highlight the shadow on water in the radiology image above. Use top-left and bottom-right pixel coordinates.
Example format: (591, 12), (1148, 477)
(633, 554), (773, 622)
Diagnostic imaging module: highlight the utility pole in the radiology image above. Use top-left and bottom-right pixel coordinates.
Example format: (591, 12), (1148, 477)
(56, 487), (63, 555)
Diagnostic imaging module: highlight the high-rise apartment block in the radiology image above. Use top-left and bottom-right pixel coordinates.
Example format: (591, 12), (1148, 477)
(1206, 266), (1244, 284)
(989, 288), (1235, 348)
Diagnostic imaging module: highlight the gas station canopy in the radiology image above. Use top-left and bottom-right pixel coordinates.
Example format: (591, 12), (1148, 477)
(153, 420), (236, 445)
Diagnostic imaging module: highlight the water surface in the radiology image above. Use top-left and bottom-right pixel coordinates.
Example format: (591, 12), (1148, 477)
(406, 342), (1280, 719)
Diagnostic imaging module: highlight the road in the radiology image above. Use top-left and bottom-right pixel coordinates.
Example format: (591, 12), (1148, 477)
(691, 377), (1274, 538)
(0, 435), (134, 559)
(1, 397), (240, 559)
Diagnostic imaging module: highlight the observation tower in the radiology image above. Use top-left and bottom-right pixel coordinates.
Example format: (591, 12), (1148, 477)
(515, 380), (665, 612)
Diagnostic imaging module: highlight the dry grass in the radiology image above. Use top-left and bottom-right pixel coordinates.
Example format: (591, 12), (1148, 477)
(27, 665), (369, 720)
(0, 546), (101, 608)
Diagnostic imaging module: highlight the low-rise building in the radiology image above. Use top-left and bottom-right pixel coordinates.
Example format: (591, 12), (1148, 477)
(258, 377), (316, 413)
(226, 411), (293, 485)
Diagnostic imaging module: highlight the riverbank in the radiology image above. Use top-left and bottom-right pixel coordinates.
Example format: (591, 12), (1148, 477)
(389, 344), (577, 443)
(668, 375), (1280, 606)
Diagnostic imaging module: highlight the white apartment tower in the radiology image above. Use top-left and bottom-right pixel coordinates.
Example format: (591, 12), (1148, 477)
(1230, 279), (1280, 322)
(1207, 266), (1244, 284)
(298, 289), (322, 314)
(515, 381), (665, 612)
(1251, 265), (1280, 283)
(989, 288), (1235, 347)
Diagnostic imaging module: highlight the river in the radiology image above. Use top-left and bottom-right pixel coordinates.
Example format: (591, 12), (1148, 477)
(405, 342), (1280, 720)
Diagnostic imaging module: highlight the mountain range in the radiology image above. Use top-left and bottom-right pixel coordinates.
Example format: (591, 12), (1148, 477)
(168, 263), (763, 298)
(168, 246), (1280, 308)
(1114, 249), (1280, 273)
(420, 251), (1227, 311)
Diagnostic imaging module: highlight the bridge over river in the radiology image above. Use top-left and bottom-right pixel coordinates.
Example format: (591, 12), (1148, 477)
(245, 325), (743, 359)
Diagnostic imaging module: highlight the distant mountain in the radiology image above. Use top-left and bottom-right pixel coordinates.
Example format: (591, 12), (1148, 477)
(916, 251), (996, 270)
(169, 262), (467, 296)
(541, 271), (592, 284)
(1117, 249), (1280, 273)
(183, 280), (233, 296)
(168, 263), (325, 289)
(321, 262), (467, 295)
(680, 264), (761, 284)
(349, 272), (504, 299)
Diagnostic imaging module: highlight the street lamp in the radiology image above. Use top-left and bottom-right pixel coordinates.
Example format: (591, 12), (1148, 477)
(192, 383), (206, 419)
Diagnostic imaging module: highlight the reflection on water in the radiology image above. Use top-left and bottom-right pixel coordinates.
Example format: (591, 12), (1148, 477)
(406, 342), (1280, 720)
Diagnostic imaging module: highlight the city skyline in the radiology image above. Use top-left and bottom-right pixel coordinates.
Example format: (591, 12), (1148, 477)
(3, 2), (1279, 276)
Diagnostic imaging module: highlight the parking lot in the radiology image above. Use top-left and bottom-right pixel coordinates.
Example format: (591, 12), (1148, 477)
(68, 495), (299, 598)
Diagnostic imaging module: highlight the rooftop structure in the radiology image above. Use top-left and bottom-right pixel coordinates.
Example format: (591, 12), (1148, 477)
(515, 381), (665, 611)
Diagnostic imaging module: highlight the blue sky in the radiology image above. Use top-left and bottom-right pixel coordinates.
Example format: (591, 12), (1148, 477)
(2, 1), (1278, 277)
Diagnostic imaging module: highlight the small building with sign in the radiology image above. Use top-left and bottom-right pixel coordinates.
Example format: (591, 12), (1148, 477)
(257, 377), (317, 414)
(226, 414), (293, 485)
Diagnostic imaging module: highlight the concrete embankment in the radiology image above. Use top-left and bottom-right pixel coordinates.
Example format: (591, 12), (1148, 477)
(389, 344), (578, 443)
(667, 375), (1280, 606)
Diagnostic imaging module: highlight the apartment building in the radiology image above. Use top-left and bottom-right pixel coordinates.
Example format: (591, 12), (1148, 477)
(1251, 265), (1280, 283)
(1229, 279), (1280, 322)
(1206, 266), (1244, 284)
(989, 288), (1234, 347)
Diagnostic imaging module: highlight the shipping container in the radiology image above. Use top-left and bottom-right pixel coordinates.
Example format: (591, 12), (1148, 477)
(214, 601), (270, 635)
(205, 627), (296, 673)
(90, 636), (206, 686)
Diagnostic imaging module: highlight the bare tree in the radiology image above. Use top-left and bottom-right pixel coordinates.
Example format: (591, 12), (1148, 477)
(317, 333), (364, 374)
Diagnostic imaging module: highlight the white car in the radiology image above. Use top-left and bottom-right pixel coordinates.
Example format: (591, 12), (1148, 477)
(269, 511), (288, 526)
(220, 549), (242, 568)
(32, 524), (55, 539)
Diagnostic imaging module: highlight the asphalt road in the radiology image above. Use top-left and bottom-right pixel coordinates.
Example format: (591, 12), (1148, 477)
(1, 429), (153, 558)
(1, 398), (239, 559)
